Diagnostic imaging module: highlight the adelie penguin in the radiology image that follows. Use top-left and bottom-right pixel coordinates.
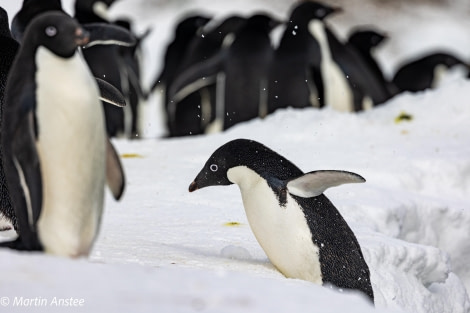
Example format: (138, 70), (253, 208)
(189, 139), (374, 302)
(0, 12), (134, 257)
(392, 51), (470, 93)
(306, 1), (391, 111)
(170, 14), (280, 133)
(347, 28), (399, 97)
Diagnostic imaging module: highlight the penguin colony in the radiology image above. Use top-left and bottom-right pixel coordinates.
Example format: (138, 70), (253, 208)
(154, 1), (470, 137)
(0, 0), (468, 304)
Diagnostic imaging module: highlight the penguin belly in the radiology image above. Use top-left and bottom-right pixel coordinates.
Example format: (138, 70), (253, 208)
(227, 166), (322, 283)
(35, 47), (106, 257)
(309, 21), (353, 112)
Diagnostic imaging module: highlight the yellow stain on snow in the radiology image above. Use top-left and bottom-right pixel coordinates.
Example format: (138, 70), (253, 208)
(121, 153), (144, 158)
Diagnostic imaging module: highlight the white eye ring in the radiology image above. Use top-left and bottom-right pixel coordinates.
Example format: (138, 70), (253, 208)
(45, 26), (57, 37)
(210, 164), (218, 172)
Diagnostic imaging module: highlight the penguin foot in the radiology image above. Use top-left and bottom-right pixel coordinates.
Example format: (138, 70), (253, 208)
(0, 237), (43, 251)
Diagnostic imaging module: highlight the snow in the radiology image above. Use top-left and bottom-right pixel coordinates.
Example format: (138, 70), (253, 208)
(0, 0), (470, 312)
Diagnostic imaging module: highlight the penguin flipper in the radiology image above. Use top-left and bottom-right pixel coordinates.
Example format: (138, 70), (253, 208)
(95, 77), (126, 107)
(287, 170), (365, 198)
(106, 138), (125, 200)
(168, 52), (224, 103)
(82, 23), (137, 49)
(1, 111), (43, 250)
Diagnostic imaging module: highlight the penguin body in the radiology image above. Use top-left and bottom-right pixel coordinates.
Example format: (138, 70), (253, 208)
(392, 52), (470, 93)
(347, 28), (399, 97)
(170, 14), (279, 132)
(152, 14), (212, 136)
(0, 12), (130, 256)
(169, 15), (246, 137)
(74, 0), (141, 138)
(267, 3), (325, 114)
(189, 139), (374, 302)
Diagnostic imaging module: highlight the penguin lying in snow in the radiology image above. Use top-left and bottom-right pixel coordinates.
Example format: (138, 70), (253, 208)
(392, 51), (470, 93)
(189, 139), (374, 302)
(0, 12), (133, 257)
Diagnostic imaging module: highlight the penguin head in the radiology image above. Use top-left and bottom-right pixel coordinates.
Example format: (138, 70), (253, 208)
(23, 11), (89, 58)
(75, 0), (116, 23)
(189, 139), (301, 192)
(244, 13), (281, 33)
(175, 14), (212, 37)
(290, 1), (342, 22)
(349, 29), (387, 50)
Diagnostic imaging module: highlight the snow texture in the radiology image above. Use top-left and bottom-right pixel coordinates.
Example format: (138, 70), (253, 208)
(0, 0), (469, 312)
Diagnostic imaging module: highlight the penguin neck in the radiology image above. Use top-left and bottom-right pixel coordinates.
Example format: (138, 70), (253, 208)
(308, 20), (354, 112)
(227, 165), (262, 190)
(309, 21), (332, 61)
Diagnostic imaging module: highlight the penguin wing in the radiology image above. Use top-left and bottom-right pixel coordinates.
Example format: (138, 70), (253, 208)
(95, 77), (126, 107)
(286, 170), (365, 198)
(106, 138), (125, 200)
(82, 23), (137, 49)
(168, 52), (225, 103)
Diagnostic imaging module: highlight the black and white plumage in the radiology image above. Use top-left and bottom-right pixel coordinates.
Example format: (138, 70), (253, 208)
(392, 52), (470, 93)
(0, 12), (130, 256)
(170, 14), (280, 133)
(189, 139), (374, 302)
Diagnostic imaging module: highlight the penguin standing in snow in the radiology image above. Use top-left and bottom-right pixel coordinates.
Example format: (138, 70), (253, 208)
(189, 139), (374, 302)
(267, 2), (326, 114)
(74, 0), (147, 138)
(0, 12), (132, 256)
(0, 7), (20, 231)
(165, 15), (246, 137)
(170, 14), (280, 133)
(150, 14), (211, 136)
(347, 28), (399, 97)
(306, 1), (391, 111)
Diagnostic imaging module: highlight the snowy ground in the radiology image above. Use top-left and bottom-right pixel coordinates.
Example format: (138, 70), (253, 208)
(1, 0), (470, 312)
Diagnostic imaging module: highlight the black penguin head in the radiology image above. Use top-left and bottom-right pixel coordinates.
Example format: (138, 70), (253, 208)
(189, 139), (302, 192)
(175, 14), (212, 37)
(74, 0), (116, 23)
(244, 13), (281, 33)
(349, 29), (387, 49)
(290, 1), (342, 22)
(23, 11), (88, 58)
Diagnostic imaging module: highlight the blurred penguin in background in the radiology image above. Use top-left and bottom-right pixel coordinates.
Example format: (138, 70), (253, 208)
(169, 13), (280, 133)
(74, 0), (147, 138)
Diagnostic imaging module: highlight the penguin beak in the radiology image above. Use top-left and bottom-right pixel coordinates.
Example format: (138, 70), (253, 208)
(75, 27), (90, 46)
(189, 181), (198, 192)
(331, 6), (343, 15)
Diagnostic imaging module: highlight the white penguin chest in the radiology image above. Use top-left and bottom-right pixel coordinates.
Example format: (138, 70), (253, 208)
(227, 166), (322, 283)
(309, 21), (353, 112)
(34, 47), (106, 257)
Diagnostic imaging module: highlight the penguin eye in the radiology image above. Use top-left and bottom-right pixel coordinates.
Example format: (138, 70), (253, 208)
(45, 26), (57, 37)
(316, 8), (326, 18)
(209, 164), (218, 172)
